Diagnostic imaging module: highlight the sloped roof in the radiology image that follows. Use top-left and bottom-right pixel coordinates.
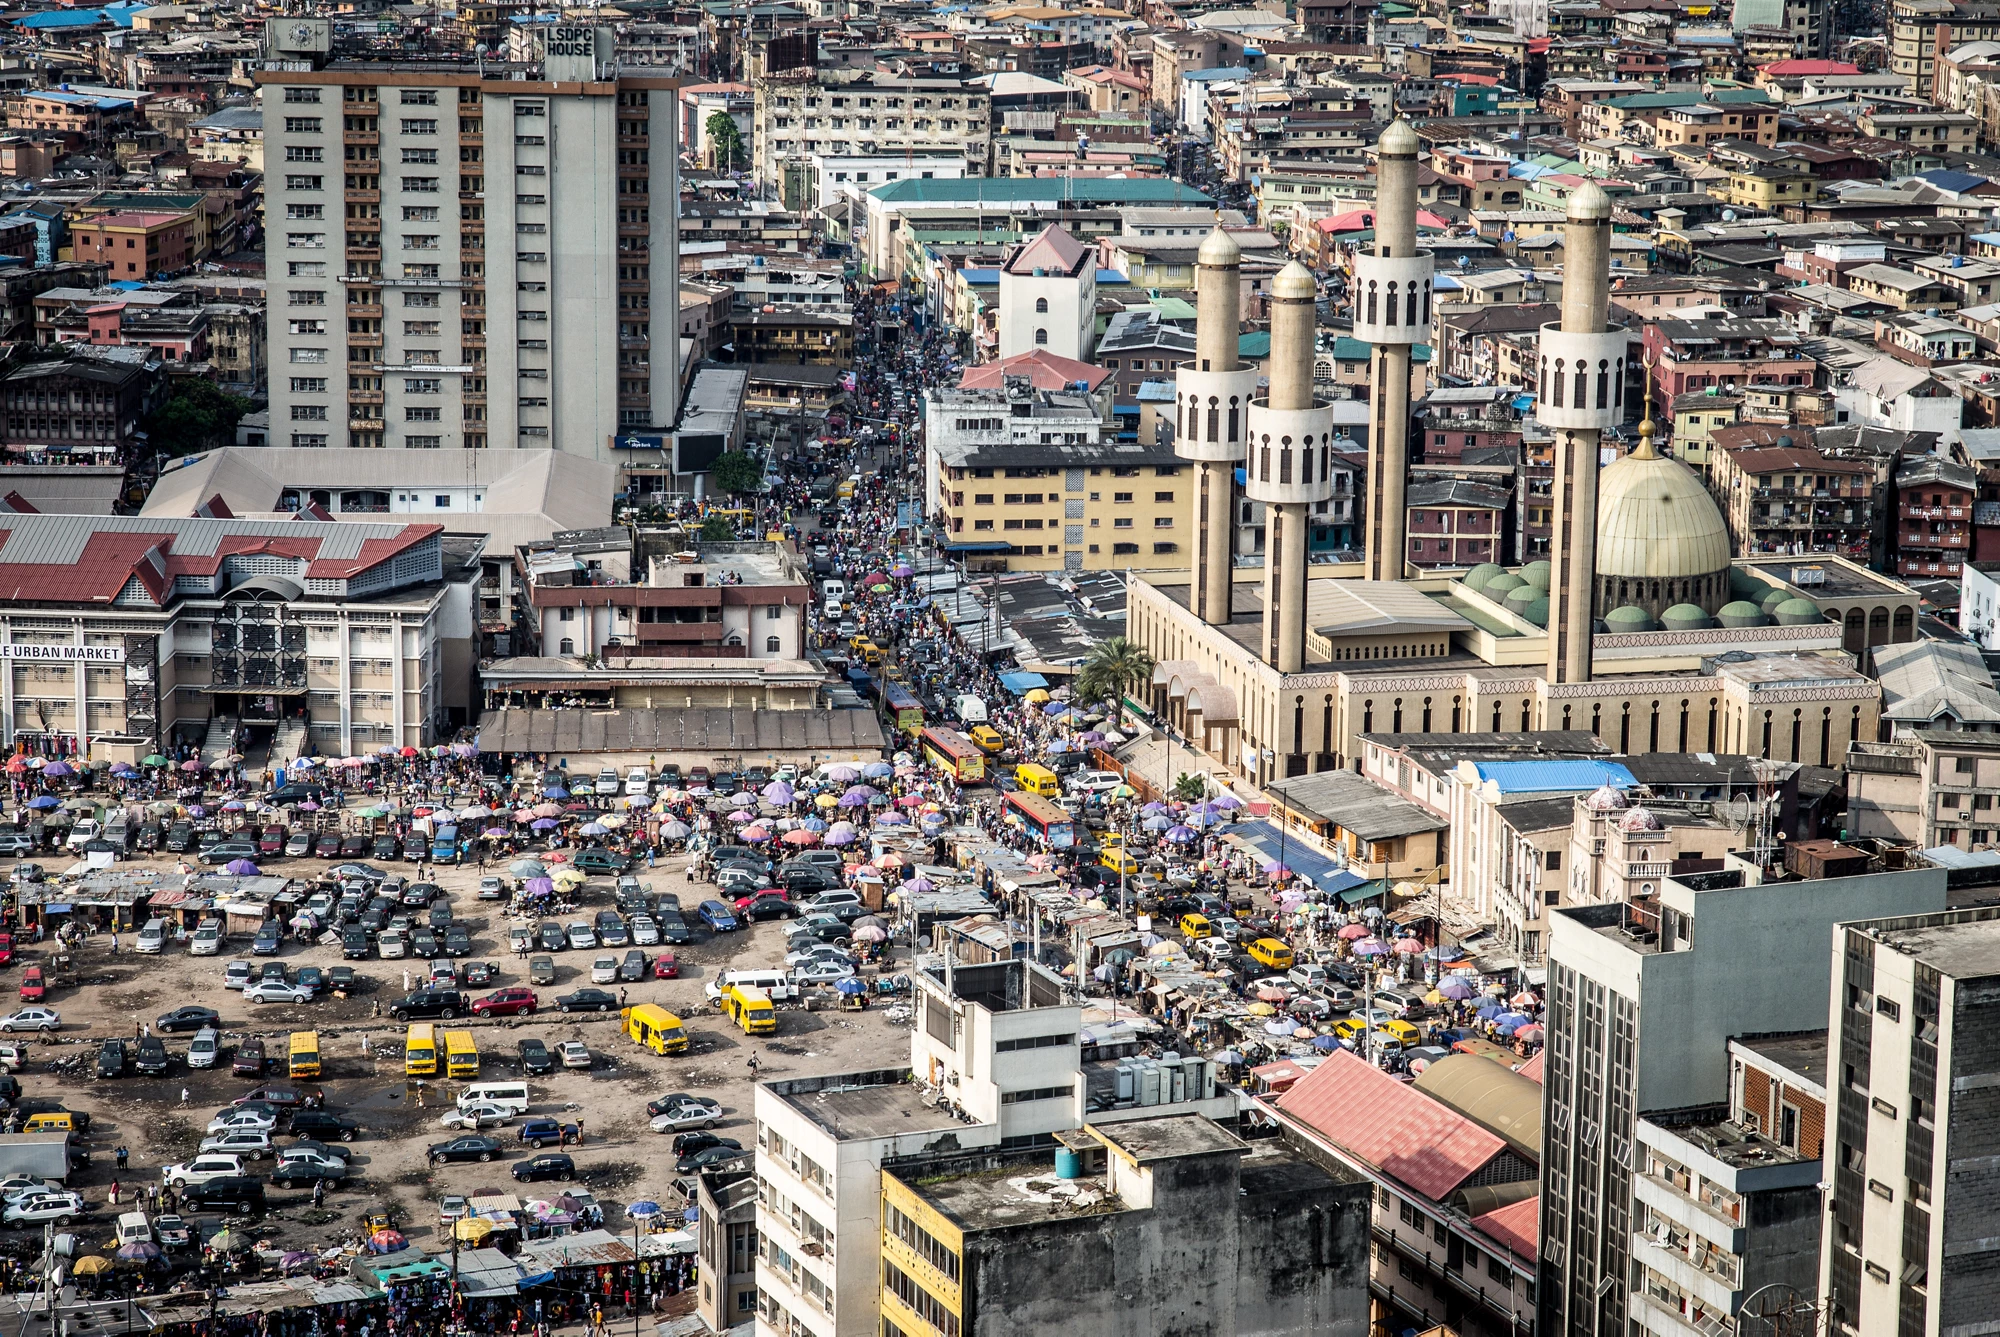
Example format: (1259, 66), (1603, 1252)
(1412, 1054), (1543, 1160)
(1004, 223), (1090, 277)
(1470, 1195), (1539, 1262)
(1467, 758), (1635, 794)
(958, 349), (1112, 391)
(1274, 1050), (1509, 1201)
(1869, 638), (2000, 726)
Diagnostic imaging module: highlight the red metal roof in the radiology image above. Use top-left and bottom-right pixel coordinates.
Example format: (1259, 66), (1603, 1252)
(1471, 1195), (1539, 1262)
(1516, 1050), (1544, 1083)
(958, 349), (1113, 392)
(1274, 1049), (1508, 1201)
(1759, 59), (1860, 76)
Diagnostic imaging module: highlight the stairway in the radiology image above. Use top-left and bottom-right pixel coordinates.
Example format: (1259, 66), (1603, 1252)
(269, 720), (308, 769)
(202, 714), (238, 763)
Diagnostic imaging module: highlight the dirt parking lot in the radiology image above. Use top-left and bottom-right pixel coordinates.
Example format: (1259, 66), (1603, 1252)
(0, 853), (907, 1252)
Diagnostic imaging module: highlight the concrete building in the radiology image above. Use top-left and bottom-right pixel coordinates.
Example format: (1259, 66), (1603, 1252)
(1730, 1031), (1827, 1159)
(877, 1117), (1371, 1337)
(751, 956), (1242, 1337)
(1537, 855), (1949, 1337)
(752, 69), (991, 198)
(1818, 905), (2000, 1336)
(996, 224), (1095, 362)
(256, 20), (683, 457)
(1846, 728), (2000, 849)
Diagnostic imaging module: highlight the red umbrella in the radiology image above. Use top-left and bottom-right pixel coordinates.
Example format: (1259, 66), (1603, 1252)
(400, 746), (418, 757)
(4, 758), (25, 774)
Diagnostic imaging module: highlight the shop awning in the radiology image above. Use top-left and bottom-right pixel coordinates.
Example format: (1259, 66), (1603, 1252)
(999, 671), (1049, 693)
(941, 540), (1011, 553)
(1339, 878), (1393, 904)
(1228, 822), (1351, 889)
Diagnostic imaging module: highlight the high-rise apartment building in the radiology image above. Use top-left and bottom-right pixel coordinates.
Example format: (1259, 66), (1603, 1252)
(257, 21), (681, 458)
(1538, 856), (1947, 1337)
(1820, 905), (2000, 1335)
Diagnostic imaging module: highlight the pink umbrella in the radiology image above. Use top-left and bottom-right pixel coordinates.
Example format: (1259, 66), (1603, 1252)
(533, 803), (561, 818)
(1337, 923), (1371, 940)
(1392, 938), (1425, 955)
(728, 809), (754, 823)
(1510, 991), (1539, 1007)
(513, 810), (537, 824)
(180, 760), (203, 772)
(895, 795), (925, 808)
(781, 829), (819, 845)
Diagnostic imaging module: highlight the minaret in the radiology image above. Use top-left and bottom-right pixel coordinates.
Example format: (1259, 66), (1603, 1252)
(1540, 182), (1623, 686)
(1354, 118), (1433, 584)
(1245, 261), (1335, 674)
(1176, 228), (1259, 624)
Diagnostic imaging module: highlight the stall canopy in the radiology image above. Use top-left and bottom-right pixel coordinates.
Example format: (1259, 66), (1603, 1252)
(1229, 822), (1351, 889)
(999, 671), (1049, 694)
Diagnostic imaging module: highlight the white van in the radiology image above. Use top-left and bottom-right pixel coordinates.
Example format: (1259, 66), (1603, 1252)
(186, 1028), (220, 1070)
(703, 968), (799, 1005)
(135, 919), (167, 955)
(189, 917), (222, 957)
(456, 1081), (531, 1117)
(114, 1212), (152, 1247)
(822, 579), (847, 606)
(1287, 963), (1328, 992)
(954, 695), (988, 724)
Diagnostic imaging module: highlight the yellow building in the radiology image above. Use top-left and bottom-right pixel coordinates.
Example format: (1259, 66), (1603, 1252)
(1715, 165), (1818, 211)
(926, 380), (1190, 573)
(1670, 388), (1744, 469)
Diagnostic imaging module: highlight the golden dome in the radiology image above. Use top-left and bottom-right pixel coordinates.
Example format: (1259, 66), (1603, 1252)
(1198, 226), (1241, 267)
(1595, 445), (1732, 583)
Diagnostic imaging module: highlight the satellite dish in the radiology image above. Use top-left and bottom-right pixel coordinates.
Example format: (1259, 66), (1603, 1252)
(1723, 795), (1754, 824)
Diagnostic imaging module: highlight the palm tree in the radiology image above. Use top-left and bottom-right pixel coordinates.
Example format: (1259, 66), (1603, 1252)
(1075, 637), (1156, 708)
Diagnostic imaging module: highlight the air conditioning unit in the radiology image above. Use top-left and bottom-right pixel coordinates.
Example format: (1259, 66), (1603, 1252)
(1960, 810), (1972, 819)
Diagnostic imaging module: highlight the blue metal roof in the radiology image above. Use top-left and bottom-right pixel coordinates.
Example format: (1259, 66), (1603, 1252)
(1231, 821), (1352, 891)
(1467, 759), (1635, 794)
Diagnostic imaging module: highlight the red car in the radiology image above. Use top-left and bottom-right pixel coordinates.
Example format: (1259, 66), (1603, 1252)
(0, 934), (15, 966)
(471, 987), (539, 1018)
(16, 967), (42, 1001)
(651, 951), (679, 980)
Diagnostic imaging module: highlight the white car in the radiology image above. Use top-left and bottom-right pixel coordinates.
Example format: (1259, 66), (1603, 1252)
(558, 1040), (591, 1070)
(649, 1104), (721, 1135)
(629, 916), (659, 946)
(439, 1102), (512, 1131)
(198, 1130), (274, 1159)
(189, 923), (222, 956)
(1070, 771), (1126, 795)
(590, 954), (618, 984)
(277, 1148), (348, 1176)
(222, 960), (252, 988)
(64, 820), (101, 851)
(624, 770), (652, 797)
(4, 1191), (82, 1227)
(162, 1154), (246, 1186)
(479, 877), (508, 901)
(1194, 937), (1236, 964)
(205, 1108), (277, 1136)
(785, 944), (853, 970)
(242, 980), (315, 1004)
(0, 1177), (57, 1203)
(378, 929), (408, 960)
(593, 769), (620, 796)
(0, 1008), (58, 1033)
(0, 1043), (28, 1072)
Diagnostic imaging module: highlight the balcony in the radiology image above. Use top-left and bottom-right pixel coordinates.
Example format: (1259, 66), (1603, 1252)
(344, 189), (380, 205)
(343, 130), (379, 147)
(1899, 529), (1970, 548)
(347, 391), (384, 406)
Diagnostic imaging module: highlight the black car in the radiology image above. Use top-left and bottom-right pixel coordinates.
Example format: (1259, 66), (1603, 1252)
(402, 837), (428, 863)
(653, 909), (691, 945)
(671, 1131), (739, 1159)
(341, 928), (372, 960)
(370, 836), (399, 863)
(536, 922), (566, 952)
(269, 784), (327, 806)
(442, 927), (472, 957)
(510, 1153), (575, 1183)
(156, 1005), (220, 1034)
(200, 841), (261, 867)
(327, 966), (360, 993)
(96, 1040), (127, 1078)
(402, 882), (438, 908)
(178, 1175), (265, 1215)
(270, 1160), (350, 1188)
(428, 1136), (500, 1165)
(289, 1110), (359, 1142)
(463, 960), (497, 986)
(427, 903), (454, 931)
(411, 927), (438, 958)
(135, 823), (162, 853)
(555, 988), (618, 1014)
(571, 847), (628, 874)
(739, 892), (798, 922)
(678, 1145), (749, 1173)
(517, 1038), (555, 1075)
(388, 989), (465, 1022)
(779, 866), (836, 894)
(134, 1037), (170, 1076)
(164, 823), (195, 854)
(617, 950), (647, 982)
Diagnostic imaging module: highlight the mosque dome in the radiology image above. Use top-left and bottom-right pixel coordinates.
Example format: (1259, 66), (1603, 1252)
(1617, 805), (1663, 833)
(1520, 596), (1549, 627)
(1718, 600), (1772, 628)
(1584, 783), (1628, 812)
(1758, 586), (1791, 612)
(1774, 597), (1825, 625)
(1519, 561), (1553, 591)
(1198, 227), (1241, 267)
(1661, 603), (1713, 631)
(1604, 605), (1657, 632)
(1463, 562), (1507, 594)
(1485, 572), (1527, 597)
(1595, 443), (1733, 612)
(1272, 261), (1318, 300)
(1503, 584), (1539, 611)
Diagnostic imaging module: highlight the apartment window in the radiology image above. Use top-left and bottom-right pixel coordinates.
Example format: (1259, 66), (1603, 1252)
(291, 405), (328, 421)
(1113, 517), (1133, 529)
(407, 435), (442, 448)
(285, 174), (323, 191)
(288, 290), (326, 306)
(399, 89), (438, 105)
(404, 378), (442, 394)
(1153, 516), (1173, 528)
(290, 377), (328, 394)
(289, 348), (327, 364)
(287, 233), (326, 249)
(1876, 996), (1901, 1021)
(1035, 297), (1048, 313)
(401, 119), (438, 135)
(403, 291), (440, 308)
(406, 407), (442, 422)
(283, 88), (321, 104)
(401, 179), (440, 195)
(284, 117), (323, 134)
(286, 146), (323, 163)
(1035, 328), (1048, 345)
(1154, 491), (1174, 502)
(291, 433), (328, 447)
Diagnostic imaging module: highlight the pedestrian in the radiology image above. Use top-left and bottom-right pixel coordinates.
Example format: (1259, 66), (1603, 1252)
(179, 1086), (190, 1107)
(312, 1178), (326, 1209)
(115, 1145), (128, 1170)
(109, 1180), (119, 1205)
(109, 932), (118, 953)
(403, 968), (411, 991)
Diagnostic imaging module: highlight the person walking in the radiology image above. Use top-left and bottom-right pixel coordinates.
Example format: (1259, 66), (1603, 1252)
(179, 1086), (190, 1107)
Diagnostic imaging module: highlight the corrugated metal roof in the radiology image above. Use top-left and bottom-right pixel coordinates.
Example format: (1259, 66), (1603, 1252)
(1467, 759), (1635, 794)
(1470, 1194), (1539, 1262)
(475, 706), (887, 757)
(514, 1229), (636, 1269)
(1275, 1050), (1507, 1201)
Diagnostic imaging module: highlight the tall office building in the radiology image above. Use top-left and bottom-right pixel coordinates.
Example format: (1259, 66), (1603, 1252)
(1820, 905), (2000, 1336)
(1538, 855), (1947, 1337)
(258, 20), (681, 458)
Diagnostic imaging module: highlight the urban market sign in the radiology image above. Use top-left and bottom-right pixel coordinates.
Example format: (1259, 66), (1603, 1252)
(0, 644), (125, 663)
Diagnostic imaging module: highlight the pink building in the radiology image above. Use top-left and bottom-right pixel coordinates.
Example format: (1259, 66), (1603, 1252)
(1407, 477), (1511, 568)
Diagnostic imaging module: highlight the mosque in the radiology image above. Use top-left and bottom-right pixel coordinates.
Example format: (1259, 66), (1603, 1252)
(1127, 120), (1915, 788)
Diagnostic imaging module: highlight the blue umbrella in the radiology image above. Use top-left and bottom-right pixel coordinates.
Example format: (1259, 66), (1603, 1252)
(543, 786), (570, 799)
(1311, 1035), (1342, 1051)
(580, 822), (607, 836)
(861, 762), (893, 779)
(627, 1200), (662, 1219)
(1142, 813), (1173, 831)
(1140, 802), (1169, 815)
(1165, 825), (1196, 843)
(1493, 1011), (1531, 1027)
(1043, 701), (1067, 715)
(1494, 1021), (1521, 1037)
(834, 978), (867, 995)
(24, 796), (56, 810)
(531, 818), (558, 831)
(1475, 1003), (1504, 1020)
(801, 816), (828, 832)
(1045, 739), (1070, 753)
(1437, 977), (1477, 1001)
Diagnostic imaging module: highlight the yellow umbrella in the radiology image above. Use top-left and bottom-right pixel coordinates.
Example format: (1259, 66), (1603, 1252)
(72, 1256), (114, 1276)
(1024, 689), (1051, 704)
(1425, 989), (1446, 1005)
(815, 793), (839, 808)
(454, 1217), (495, 1243)
(598, 814), (627, 829)
(1245, 1002), (1277, 1016)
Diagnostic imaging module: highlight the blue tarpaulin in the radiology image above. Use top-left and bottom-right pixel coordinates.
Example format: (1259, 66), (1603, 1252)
(999, 671), (1049, 694)
(1228, 822), (1350, 890)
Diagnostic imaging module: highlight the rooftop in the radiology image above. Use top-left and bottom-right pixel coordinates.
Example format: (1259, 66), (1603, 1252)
(1641, 1114), (1813, 1170)
(1730, 1029), (1828, 1090)
(901, 1160), (1126, 1233)
(1096, 1112), (1248, 1163)
(767, 1069), (965, 1140)
(1856, 907), (2000, 979)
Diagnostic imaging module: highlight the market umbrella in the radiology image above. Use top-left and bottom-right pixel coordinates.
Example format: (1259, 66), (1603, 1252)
(861, 762), (893, 779)
(580, 822), (607, 837)
(1475, 1003), (1504, 1020)
(851, 924), (886, 942)
(1141, 813), (1172, 831)
(874, 852), (906, 869)
(524, 877), (554, 896)
(513, 810), (537, 824)
(459, 805), (493, 820)
(1255, 984), (1289, 1003)
(530, 818), (558, 832)
(741, 825), (772, 842)
(727, 809), (754, 824)
(1165, 825), (1196, 843)
(726, 790), (757, 807)
(1312, 1035), (1342, 1051)
(1493, 1011), (1531, 1027)
(890, 563), (914, 578)
(454, 1218), (495, 1243)
(824, 764), (859, 783)
(834, 978), (867, 995)
(483, 827), (509, 839)
(1510, 991), (1539, 1007)
(1024, 688), (1051, 704)
(1437, 977), (1477, 1000)
(824, 829), (855, 846)
(221, 800), (246, 812)
(1392, 938), (1425, 955)
(1516, 1024), (1544, 1041)
(71, 1256), (114, 1276)
(781, 829), (818, 846)
(511, 859), (548, 877)
(116, 1241), (163, 1262)
(1211, 794), (1243, 810)
(41, 761), (71, 778)
(1351, 939), (1388, 957)
(543, 786), (570, 800)
(837, 792), (869, 809)
(876, 811), (909, 826)
(180, 760), (202, 772)
(800, 816), (828, 832)
(814, 794), (840, 809)
(299, 801), (321, 812)
(1042, 701), (1067, 716)
(660, 821), (691, 840)
(1211, 1049), (1243, 1065)
(141, 754), (168, 767)
(1263, 1017), (1300, 1036)
(761, 782), (794, 804)
(1261, 861), (1292, 879)
(224, 859), (259, 876)
(24, 796), (55, 810)
(905, 876), (933, 893)
(366, 1229), (408, 1254)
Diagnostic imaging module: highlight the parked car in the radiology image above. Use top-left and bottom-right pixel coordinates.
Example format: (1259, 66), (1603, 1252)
(156, 1005), (219, 1034)
(554, 989), (617, 1014)
(510, 1153), (576, 1184)
(0, 1007), (60, 1034)
(270, 1160), (349, 1189)
(232, 1037), (268, 1076)
(649, 1103), (721, 1134)
(558, 1040), (591, 1069)
(471, 988), (538, 1019)
(243, 980), (314, 1005)
(176, 1177), (265, 1215)
(440, 1103), (512, 1131)
(95, 1040), (127, 1078)
(528, 956), (557, 986)
(517, 1038), (555, 1075)
(287, 1111), (358, 1142)
(651, 951), (679, 980)
(617, 950), (647, 982)
(427, 1136), (500, 1165)
(516, 1119), (577, 1149)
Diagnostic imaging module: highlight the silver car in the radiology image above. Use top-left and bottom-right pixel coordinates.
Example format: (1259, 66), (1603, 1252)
(565, 923), (596, 950)
(629, 915), (659, 946)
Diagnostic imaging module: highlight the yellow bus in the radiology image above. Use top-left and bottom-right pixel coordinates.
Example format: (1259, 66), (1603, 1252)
(621, 1003), (690, 1054)
(1014, 763), (1060, 797)
(404, 1023), (438, 1077)
(287, 1030), (321, 1080)
(443, 1029), (479, 1080)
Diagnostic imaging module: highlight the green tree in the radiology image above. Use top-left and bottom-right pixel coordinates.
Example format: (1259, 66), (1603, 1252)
(698, 515), (737, 542)
(706, 111), (746, 172)
(1074, 636), (1155, 708)
(709, 450), (762, 495)
(144, 378), (253, 459)
(1171, 772), (1208, 803)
